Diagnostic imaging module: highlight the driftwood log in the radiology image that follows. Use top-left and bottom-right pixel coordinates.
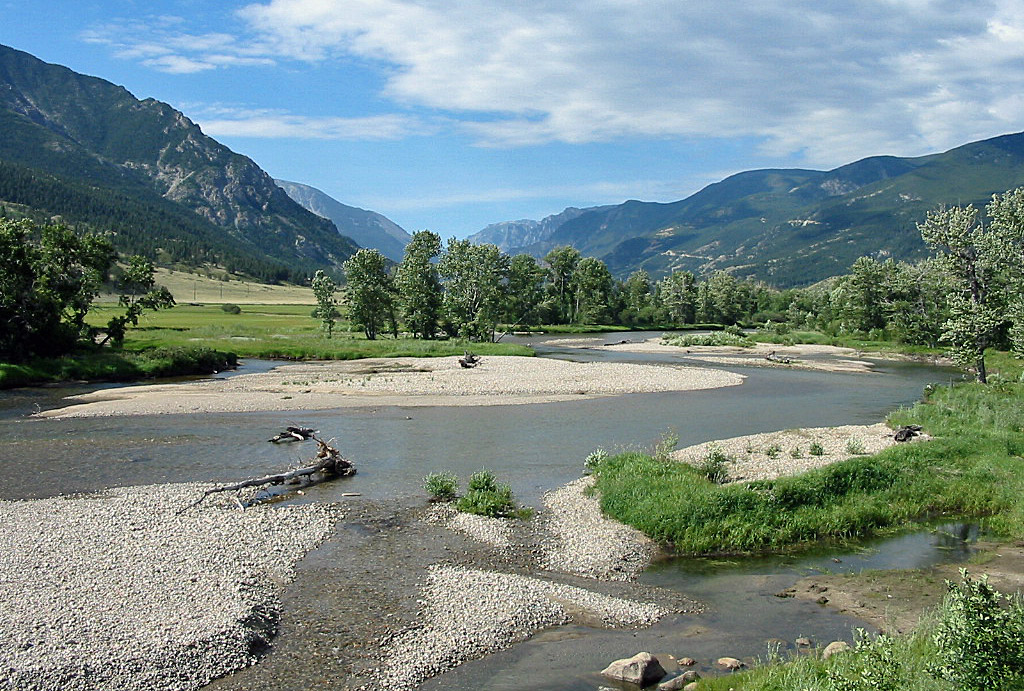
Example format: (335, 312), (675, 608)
(178, 437), (355, 513)
(765, 350), (793, 365)
(268, 426), (317, 443)
(893, 425), (923, 442)
(458, 351), (481, 368)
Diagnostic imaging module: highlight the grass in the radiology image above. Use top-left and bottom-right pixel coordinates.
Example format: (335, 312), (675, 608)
(83, 303), (534, 361)
(591, 353), (1024, 555)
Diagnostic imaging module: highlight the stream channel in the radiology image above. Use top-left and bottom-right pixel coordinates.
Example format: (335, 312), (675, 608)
(0, 333), (974, 689)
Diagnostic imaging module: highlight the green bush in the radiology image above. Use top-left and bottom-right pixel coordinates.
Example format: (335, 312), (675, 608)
(220, 303), (242, 314)
(457, 484), (517, 518)
(846, 437), (866, 455)
(467, 468), (497, 492)
(662, 332), (754, 348)
(423, 472), (459, 501)
(930, 570), (1024, 689)
(584, 448), (609, 473)
(809, 441), (825, 456)
(698, 447), (731, 484)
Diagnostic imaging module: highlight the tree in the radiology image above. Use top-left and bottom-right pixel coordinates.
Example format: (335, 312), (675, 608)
(102, 256), (175, 346)
(621, 269), (653, 324)
(0, 219), (113, 360)
(312, 270), (339, 338)
(985, 187), (1024, 357)
(438, 239), (509, 341)
(659, 271), (697, 324)
(504, 253), (545, 328)
(342, 249), (395, 340)
(395, 230), (443, 338)
(571, 257), (613, 324)
(543, 246), (581, 324)
(918, 204), (1005, 383)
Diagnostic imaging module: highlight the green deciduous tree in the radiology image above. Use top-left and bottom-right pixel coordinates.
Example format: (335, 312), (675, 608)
(438, 239), (509, 341)
(395, 230), (443, 338)
(311, 269), (339, 338)
(342, 249), (396, 340)
(543, 246), (581, 324)
(0, 218), (114, 359)
(102, 255), (175, 346)
(659, 270), (697, 324)
(571, 257), (613, 324)
(918, 204), (1006, 383)
(504, 253), (545, 329)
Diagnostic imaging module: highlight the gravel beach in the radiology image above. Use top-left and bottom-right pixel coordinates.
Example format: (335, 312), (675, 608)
(37, 356), (744, 418)
(0, 484), (342, 690)
(671, 422), (928, 483)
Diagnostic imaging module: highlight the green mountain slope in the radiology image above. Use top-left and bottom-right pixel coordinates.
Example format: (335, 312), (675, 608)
(479, 133), (1024, 286)
(0, 44), (359, 280)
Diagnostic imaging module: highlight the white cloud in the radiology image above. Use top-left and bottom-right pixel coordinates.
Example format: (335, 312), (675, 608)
(192, 106), (432, 140)
(88, 0), (1024, 166)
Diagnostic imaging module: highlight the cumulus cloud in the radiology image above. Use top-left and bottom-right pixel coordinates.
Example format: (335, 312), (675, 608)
(88, 0), (1024, 166)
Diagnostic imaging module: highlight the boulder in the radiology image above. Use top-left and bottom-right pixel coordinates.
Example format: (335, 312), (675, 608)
(716, 656), (744, 670)
(658, 670), (700, 690)
(822, 640), (851, 659)
(677, 657), (696, 666)
(601, 652), (666, 686)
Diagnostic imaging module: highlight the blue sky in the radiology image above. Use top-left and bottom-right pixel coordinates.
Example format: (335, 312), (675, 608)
(3, 0), (1024, 238)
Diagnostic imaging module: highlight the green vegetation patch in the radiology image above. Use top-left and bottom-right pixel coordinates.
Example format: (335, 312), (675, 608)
(592, 380), (1024, 554)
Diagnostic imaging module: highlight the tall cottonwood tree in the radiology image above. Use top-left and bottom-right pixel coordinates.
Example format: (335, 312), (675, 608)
(918, 203), (1005, 383)
(395, 230), (443, 339)
(311, 270), (339, 338)
(438, 239), (509, 341)
(342, 249), (396, 340)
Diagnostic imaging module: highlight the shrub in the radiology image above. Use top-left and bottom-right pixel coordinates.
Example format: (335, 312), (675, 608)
(662, 332), (753, 348)
(828, 629), (905, 691)
(790, 446), (803, 459)
(221, 303), (241, 314)
(423, 472), (459, 501)
(457, 484), (517, 518)
(698, 447), (731, 484)
(930, 570), (1024, 690)
(809, 441), (825, 456)
(652, 429), (680, 461)
(846, 437), (866, 455)
(765, 443), (782, 459)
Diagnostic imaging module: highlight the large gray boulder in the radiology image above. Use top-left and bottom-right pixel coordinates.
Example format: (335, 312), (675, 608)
(600, 652), (667, 686)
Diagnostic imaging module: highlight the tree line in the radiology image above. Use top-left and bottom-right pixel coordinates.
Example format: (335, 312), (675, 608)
(339, 188), (1024, 384)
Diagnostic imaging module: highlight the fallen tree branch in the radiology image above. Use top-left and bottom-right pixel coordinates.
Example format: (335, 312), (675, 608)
(178, 437), (355, 514)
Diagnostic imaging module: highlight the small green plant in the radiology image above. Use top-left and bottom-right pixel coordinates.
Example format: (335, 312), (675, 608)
(846, 437), (866, 455)
(423, 472), (459, 501)
(809, 441), (825, 456)
(790, 446), (803, 459)
(584, 448), (609, 473)
(456, 468), (519, 518)
(652, 429), (680, 461)
(765, 443), (782, 459)
(698, 447), (731, 484)
(930, 569), (1024, 690)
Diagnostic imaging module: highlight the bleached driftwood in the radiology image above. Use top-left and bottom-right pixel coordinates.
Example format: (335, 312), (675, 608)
(179, 438), (354, 513)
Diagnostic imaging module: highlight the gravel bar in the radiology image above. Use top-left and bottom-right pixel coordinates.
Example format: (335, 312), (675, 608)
(0, 484), (342, 690)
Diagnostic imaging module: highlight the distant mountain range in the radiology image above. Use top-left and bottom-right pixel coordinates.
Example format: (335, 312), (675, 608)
(468, 133), (1024, 286)
(275, 180), (410, 262)
(0, 44), (402, 282)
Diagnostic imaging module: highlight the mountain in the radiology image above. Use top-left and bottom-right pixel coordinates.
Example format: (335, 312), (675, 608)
(467, 206), (612, 255)
(275, 180), (411, 262)
(0, 43), (359, 281)
(473, 133), (1024, 286)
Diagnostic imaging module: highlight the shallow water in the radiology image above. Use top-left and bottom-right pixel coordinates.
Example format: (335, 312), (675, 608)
(0, 335), (967, 689)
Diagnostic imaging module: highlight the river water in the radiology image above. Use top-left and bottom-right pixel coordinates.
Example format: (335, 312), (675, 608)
(0, 334), (975, 689)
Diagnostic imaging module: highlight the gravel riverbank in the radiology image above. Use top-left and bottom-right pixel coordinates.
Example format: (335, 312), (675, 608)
(37, 356), (743, 418)
(0, 484), (342, 690)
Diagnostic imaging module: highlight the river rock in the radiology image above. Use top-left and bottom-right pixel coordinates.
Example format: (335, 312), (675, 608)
(716, 656), (744, 670)
(796, 636), (813, 647)
(658, 670), (700, 690)
(677, 656), (696, 666)
(822, 640), (851, 659)
(601, 652), (666, 686)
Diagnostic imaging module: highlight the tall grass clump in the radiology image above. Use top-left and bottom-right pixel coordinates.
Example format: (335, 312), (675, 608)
(423, 472), (459, 501)
(455, 468), (519, 518)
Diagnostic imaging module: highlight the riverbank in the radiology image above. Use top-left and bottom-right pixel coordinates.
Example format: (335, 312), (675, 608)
(545, 336), (881, 373)
(0, 484), (341, 690)
(35, 355), (744, 418)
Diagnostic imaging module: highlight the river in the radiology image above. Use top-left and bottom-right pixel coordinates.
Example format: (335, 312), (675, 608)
(0, 334), (973, 689)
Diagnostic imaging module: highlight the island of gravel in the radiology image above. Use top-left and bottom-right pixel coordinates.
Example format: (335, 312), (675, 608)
(35, 355), (744, 418)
